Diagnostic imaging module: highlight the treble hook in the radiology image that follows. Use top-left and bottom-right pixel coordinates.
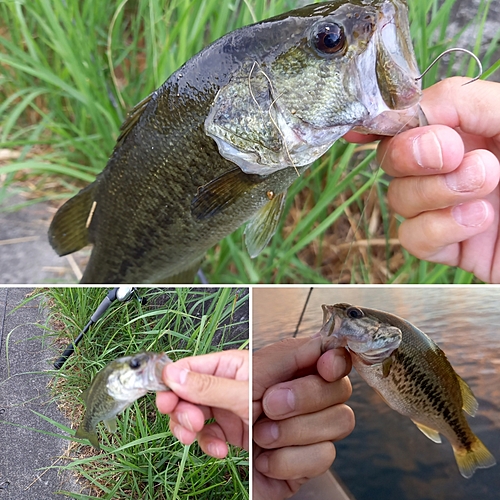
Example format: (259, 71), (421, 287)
(415, 48), (483, 86)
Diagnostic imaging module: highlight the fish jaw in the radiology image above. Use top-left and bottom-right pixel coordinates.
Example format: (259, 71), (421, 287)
(319, 303), (402, 363)
(351, 0), (427, 135)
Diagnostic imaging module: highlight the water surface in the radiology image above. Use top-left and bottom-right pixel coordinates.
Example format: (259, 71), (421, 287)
(253, 286), (500, 500)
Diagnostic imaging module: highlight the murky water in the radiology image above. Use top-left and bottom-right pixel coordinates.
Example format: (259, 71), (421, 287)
(253, 286), (500, 500)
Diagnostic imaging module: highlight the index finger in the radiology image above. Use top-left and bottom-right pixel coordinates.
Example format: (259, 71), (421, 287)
(252, 337), (322, 402)
(422, 77), (500, 142)
(165, 350), (248, 381)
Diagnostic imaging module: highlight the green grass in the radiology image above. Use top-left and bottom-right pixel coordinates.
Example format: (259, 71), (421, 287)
(0, 0), (498, 283)
(24, 287), (249, 499)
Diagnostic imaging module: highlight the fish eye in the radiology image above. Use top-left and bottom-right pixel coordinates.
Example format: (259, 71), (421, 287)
(347, 307), (364, 319)
(129, 358), (141, 370)
(312, 23), (346, 56)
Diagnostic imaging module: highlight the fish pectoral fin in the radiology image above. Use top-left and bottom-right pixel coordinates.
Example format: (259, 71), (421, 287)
(381, 356), (393, 378)
(48, 182), (97, 255)
(244, 191), (286, 258)
(191, 168), (263, 220)
(75, 425), (101, 450)
(103, 417), (118, 434)
(457, 375), (478, 417)
(454, 437), (496, 479)
(411, 420), (442, 443)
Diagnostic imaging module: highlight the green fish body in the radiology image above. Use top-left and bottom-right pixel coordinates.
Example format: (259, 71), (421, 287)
(75, 352), (171, 449)
(49, 0), (424, 283)
(319, 303), (496, 478)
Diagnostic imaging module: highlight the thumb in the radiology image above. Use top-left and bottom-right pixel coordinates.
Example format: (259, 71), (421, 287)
(164, 363), (249, 423)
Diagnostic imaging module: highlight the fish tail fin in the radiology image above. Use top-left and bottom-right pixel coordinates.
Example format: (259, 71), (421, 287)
(75, 425), (101, 450)
(48, 182), (97, 255)
(454, 437), (496, 478)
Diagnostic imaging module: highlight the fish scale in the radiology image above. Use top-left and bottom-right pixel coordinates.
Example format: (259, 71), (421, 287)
(319, 302), (496, 478)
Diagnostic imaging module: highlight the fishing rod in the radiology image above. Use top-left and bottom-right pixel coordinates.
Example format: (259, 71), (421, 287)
(293, 287), (313, 338)
(53, 287), (139, 369)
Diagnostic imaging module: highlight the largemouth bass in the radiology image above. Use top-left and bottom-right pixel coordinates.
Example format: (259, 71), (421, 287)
(319, 303), (496, 478)
(75, 352), (171, 449)
(49, 0), (425, 283)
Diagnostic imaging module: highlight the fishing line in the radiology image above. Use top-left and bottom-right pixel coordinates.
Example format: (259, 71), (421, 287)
(248, 62), (300, 176)
(336, 47), (482, 284)
(293, 286), (314, 338)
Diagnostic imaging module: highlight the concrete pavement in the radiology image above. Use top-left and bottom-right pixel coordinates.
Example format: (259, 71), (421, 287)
(0, 288), (81, 499)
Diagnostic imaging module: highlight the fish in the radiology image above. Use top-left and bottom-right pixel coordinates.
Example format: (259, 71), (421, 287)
(75, 352), (171, 449)
(319, 303), (496, 478)
(49, 0), (426, 283)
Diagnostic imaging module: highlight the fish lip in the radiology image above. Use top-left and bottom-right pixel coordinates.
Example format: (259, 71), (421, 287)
(351, 0), (423, 135)
(319, 306), (345, 352)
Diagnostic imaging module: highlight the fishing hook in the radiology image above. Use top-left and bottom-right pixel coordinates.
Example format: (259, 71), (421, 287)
(415, 48), (483, 86)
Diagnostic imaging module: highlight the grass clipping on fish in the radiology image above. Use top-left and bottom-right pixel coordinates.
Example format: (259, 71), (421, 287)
(319, 303), (496, 478)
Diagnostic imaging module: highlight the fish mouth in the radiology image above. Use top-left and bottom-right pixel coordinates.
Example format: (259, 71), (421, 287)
(319, 305), (347, 352)
(351, 0), (427, 135)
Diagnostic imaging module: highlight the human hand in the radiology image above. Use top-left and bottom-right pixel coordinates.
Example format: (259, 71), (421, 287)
(253, 337), (354, 500)
(156, 349), (248, 458)
(345, 77), (500, 282)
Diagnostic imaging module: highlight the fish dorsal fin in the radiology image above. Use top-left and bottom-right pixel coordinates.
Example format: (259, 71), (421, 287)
(116, 93), (153, 147)
(48, 182), (97, 255)
(191, 168), (264, 220)
(457, 375), (478, 417)
(411, 420), (442, 443)
(103, 417), (118, 434)
(244, 191), (286, 258)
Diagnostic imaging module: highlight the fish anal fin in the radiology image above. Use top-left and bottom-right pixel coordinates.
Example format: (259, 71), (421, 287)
(48, 182), (97, 255)
(103, 417), (117, 434)
(381, 356), (393, 378)
(411, 420), (442, 443)
(116, 93), (153, 147)
(191, 168), (261, 220)
(244, 191), (286, 258)
(454, 438), (496, 478)
(75, 425), (100, 449)
(457, 375), (478, 417)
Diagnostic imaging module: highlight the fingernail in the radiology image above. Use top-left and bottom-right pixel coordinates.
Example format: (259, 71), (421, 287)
(172, 424), (183, 441)
(264, 388), (295, 417)
(178, 412), (193, 432)
(413, 132), (443, 170)
(255, 454), (269, 474)
(445, 158), (485, 192)
(166, 364), (188, 385)
(452, 201), (488, 227)
(255, 421), (279, 445)
(208, 443), (222, 458)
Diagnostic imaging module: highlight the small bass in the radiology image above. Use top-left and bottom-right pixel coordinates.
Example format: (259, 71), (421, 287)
(319, 303), (496, 478)
(75, 352), (171, 449)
